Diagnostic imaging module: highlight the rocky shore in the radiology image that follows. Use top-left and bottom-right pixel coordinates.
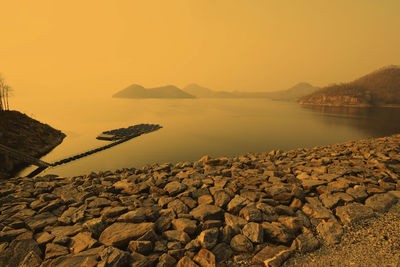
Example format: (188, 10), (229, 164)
(0, 111), (65, 178)
(1, 134), (400, 266)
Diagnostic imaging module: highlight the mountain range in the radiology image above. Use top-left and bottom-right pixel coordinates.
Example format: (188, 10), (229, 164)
(113, 83), (319, 100)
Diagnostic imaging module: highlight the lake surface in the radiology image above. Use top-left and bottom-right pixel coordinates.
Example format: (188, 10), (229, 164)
(14, 97), (400, 177)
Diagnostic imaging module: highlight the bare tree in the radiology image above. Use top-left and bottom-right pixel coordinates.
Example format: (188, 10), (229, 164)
(0, 74), (12, 111)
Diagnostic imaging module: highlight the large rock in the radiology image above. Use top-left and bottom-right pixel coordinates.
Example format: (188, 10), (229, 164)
(197, 228), (219, 249)
(162, 230), (190, 244)
(171, 218), (197, 235)
(213, 191), (231, 208)
(190, 205), (224, 221)
(291, 231), (320, 253)
(164, 181), (187, 196)
(316, 221), (343, 245)
(242, 222), (263, 243)
(253, 245), (292, 266)
(230, 234), (253, 252)
(365, 193), (397, 212)
(227, 195), (247, 214)
(177, 256), (199, 267)
(193, 248), (216, 267)
(335, 203), (375, 225)
(99, 222), (155, 248)
(70, 231), (97, 253)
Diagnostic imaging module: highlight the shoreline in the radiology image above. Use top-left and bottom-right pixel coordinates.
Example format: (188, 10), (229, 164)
(0, 134), (399, 266)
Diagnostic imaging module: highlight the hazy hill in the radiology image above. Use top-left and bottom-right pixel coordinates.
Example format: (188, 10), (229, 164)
(113, 84), (196, 99)
(183, 83), (318, 100)
(260, 82), (320, 101)
(183, 84), (240, 98)
(299, 66), (400, 107)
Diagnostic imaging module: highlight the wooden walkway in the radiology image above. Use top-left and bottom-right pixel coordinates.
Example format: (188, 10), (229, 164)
(0, 143), (50, 168)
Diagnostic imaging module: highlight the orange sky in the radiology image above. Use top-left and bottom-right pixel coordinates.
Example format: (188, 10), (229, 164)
(0, 0), (399, 98)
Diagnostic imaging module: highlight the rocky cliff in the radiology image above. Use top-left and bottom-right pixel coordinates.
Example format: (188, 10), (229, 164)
(0, 111), (65, 178)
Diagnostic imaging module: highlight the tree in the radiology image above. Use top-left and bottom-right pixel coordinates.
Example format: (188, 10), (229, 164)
(0, 74), (12, 111)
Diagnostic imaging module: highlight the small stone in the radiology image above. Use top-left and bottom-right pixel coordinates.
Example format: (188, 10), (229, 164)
(164, 181), (187, 196)
(291, 231), (320, 253)
(262, 222), (294, 244)
(190, 205), (224, 221)
(177, 256), (200, 267)
(157, 253), (177, 267)
(172, 218), (197, 235)
(118, 209), (146, 223)
(242, 222), (263, 243)
(45, 243), (69, 259)
(239, 206), (263, 222)
(346, 186), (368, 202)
(212, 243), (233, 263)
(230, 234), (253, 252)
(227, 195), (247, 214)
(253, 245), (292, 266)
(35, 232), (55, 245)
(83, 217), (107, 237)
(213, 191), (231, 208)
(128, 240), (153, 254)
(168, 199), (190, 214)
(193, 248), (216, 267)
(225, 213), (247, 228)
(198, 195), (214, 205)
(100, 246), (130, 266)
(163, 230), (190, 244)
(316, 220), (343, 245)
(197, 228), (219, 249)
(70, 231), (97, 253)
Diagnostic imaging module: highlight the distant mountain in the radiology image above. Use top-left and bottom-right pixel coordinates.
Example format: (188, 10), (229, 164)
(259, 82), (320, 101)
(113, 84), (196, 99)
(299, 66), (400, 107)
(183, 84), (239, 98)
(183, 83), (318, 100)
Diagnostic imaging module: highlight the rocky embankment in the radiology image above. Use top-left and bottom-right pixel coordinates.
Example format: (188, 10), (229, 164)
(1, 135), (400, 266)
(0, 111), (65, 178)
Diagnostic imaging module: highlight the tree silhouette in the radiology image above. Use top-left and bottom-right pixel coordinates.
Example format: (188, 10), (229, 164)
(0, 74), (12, 111)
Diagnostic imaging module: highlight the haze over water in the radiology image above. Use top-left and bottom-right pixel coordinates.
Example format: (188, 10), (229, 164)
(16, 96), (400, 177)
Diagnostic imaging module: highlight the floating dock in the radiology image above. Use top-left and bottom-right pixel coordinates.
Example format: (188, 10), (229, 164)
(26, 123), (162, 177)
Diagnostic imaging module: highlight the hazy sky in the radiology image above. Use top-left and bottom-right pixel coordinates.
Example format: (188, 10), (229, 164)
(1, 0), (399, 99)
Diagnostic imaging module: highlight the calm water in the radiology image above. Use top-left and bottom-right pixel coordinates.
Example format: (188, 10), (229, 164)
(14, 96), (400, 177)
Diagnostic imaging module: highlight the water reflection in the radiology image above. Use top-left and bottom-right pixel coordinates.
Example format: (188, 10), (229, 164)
(301, 105), (400, 138)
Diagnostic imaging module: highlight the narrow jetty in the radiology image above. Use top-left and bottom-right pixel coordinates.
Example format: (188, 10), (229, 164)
(26, 123), (162, 177)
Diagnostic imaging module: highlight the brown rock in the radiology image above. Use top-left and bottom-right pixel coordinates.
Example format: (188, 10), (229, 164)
(239, 206), (263, 222)
(213, 190), (231, 208)
(316, 221), (343, 245)
(70, 231), (97, 253)
(162, 230), (190, 244)
(100, 246), (130, 266)
(19, 251), (42, 267)
(291, 231), (320, 253)
(83, 217), (107, 237)
(45, 243), (69, 259)
(171, 218), (197, 235)
(118, 209), (146, 223)
(335, 203), (375, 225)
(242, 222), (263, 243)
(253, 245), (292, 266)
(157, 253), (177, 267)
(224, 212), (247, 228)
(212, 243), (233, 262)
(230, 234), (253, 252)
(365, 193), (397, 212)
(167, 199), (190, 214)
(99, 222), (155, 248)
(197, 228), (219, 249)
(177, 256), (199, 267)
(193, 248), (216, 267)
(198, 195), (214, 205)
(164, 181), (187, 196)
(262, 222), (294, 244)
(190, 205), (224, 221)
(227, 195), (247, 214)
